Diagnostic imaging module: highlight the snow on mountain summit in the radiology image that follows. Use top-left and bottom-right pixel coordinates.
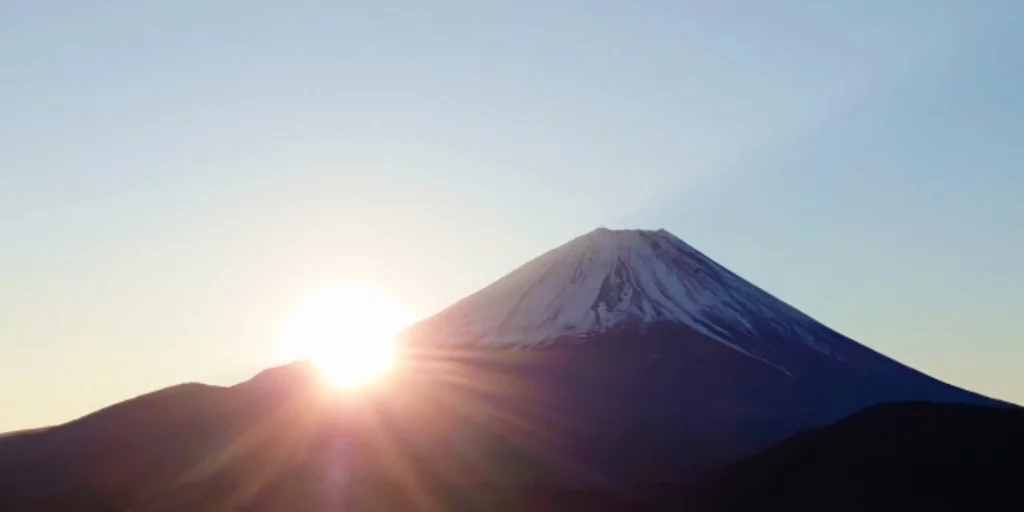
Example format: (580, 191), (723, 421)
(403, 228), (838, 358)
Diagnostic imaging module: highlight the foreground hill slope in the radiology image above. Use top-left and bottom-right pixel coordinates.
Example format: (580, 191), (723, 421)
(695, 401), (1024, 511)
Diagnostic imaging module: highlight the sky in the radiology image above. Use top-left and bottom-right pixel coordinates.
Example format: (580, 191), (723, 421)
(2, 1), (1022, 431)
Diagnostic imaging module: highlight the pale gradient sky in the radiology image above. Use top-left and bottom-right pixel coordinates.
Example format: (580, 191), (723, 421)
(2, 1), (1022, 431)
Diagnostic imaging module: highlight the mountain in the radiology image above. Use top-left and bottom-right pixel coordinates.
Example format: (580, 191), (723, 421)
(397, 228), (1000, 480)
(0, 227), (1011, 510)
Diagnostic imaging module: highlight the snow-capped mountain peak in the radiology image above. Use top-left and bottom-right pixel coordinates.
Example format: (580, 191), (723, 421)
(402, 228), (836, 359)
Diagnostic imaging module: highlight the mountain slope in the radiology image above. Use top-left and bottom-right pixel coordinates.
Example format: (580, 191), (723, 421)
(404, 228), (834, 354)
(0, 363), (344, 511)
(398, 228), (999, 478)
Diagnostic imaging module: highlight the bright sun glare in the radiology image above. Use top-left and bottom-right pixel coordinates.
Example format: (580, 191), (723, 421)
(278, 282), (412, 389)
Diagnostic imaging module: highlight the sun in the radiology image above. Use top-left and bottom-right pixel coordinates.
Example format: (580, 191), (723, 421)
(278, 282), (412, 389)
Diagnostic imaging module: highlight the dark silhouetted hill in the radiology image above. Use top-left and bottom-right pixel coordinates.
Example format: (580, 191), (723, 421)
(693, 401), (1024, 511)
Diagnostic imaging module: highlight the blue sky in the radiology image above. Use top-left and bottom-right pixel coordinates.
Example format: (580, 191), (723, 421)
(1, 1), (1022, 430)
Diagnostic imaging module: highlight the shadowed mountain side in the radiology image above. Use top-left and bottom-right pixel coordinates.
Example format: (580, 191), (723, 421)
(391, 321), (1000, 482)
